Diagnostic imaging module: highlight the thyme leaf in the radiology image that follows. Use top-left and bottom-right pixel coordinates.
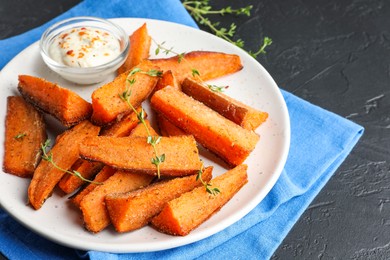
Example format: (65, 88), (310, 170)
(145, 69), (163, 77)
(178, 53), (186, 63)
(151, 154), (166, 167)
(128, 67), (162, 77)
(14, 133), (27, 140)
(191, 69), (200, 77)
(129, 67), (142, 76)
(208, 84), (228, 93)
(127, 78), (136, 85)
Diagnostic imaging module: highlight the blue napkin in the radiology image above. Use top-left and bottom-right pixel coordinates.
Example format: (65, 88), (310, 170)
(0, 0), (364, 259)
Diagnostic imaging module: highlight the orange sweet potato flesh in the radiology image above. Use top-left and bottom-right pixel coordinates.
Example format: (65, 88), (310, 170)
(28, 120), (100, 210)
(100, 107), (145, 137)
(128, 119), (156, 137)
(181, 77), (268, 130)
(18, 75), (92, 127)
(151, 164), (248, 236)
(150, 86), (260, 166)
(79, 135), (202, 177)
(3, 96), (47, 178)
(91, 60), (160, 125)
(149, 51), (243, 83)
(71, 119), (157, 207)
(70, 166), (116, 207)
(157, 113), (186, 137)
(105, 166), (213, 233)
(58, 159), (103, 194)
(153, 70), (184, 136)
(117, 23), (151, 75)
(153, 70), (180, 94)
(58, 109), (144, 194)
(79, 170), (154, 233)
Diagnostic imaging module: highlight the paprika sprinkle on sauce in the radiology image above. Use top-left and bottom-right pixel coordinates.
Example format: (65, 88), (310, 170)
(49, 26), (121, 68)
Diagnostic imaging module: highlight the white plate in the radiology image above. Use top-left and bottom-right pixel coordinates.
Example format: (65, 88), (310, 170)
(0, 18), (290, 253)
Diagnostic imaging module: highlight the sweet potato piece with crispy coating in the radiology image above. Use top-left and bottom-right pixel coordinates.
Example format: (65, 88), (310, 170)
(151, 164), (248, 236)
(150, 86), (260, 166)
(70, 165), (116, 207)
(18, 75), (92, 127)
(58, 109), (145, 194)
(3, 96), (46, 178)
(153, 70), (180, 94)
(71, 119), (158, 207)
(28, 120), (100, 210)
(128, 119), (156, 137)
(153, 70), (183, 135)
(157, 113), (186, 137)
(105, 166), (213, 233)
(100, 107), (145, 137)
(117, 23), (151, 75)
(181, 78), (268, 130)
(91, 60), (160, 125)
(79, 135), (202, 177)
(79, 170), (154, 233)
(149, 51), (243, 83)
(58, 159), (103, 194)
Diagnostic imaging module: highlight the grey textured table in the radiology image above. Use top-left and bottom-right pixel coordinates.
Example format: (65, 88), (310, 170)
(1, 0), (389, 259)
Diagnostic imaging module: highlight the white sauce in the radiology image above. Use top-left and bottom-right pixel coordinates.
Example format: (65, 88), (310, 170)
(49, 26), (121, 68)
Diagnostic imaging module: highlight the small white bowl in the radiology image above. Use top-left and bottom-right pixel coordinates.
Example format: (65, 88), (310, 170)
(40, 16), (129, 85)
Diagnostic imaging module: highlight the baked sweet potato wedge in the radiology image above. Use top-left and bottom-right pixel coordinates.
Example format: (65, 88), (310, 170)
(149, 51), (243, 83)
(100, 107), (145, 137)
(157, 113), (186, 137)
(150, 86), (260, 166)
(181, 77), (268, 130)
(105, 166), (213, 233)
(153, 70), (180, 94)
(91, 60), (160, 125)
(79, 170), (154, 233)
(70, 165), (116, 207)
(79, 135), (202, 177)
(128, 119), (156, 137)
(58, 159), (103, 194)
(117, 23), (152, 75)
(58, 109), (145, 194)
(152, 70), (183, 136)
(18, 75), (92, 127)
(71, 118), (157, 206)
(3, 96), (47, 178)
(28, 120), (100, 210)
(75, 118), (158, 232)
(151, 164), (248, 236)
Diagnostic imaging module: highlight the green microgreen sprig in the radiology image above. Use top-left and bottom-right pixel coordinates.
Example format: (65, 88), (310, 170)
(182, 0), (272, 58)
(119, 68), (165, 178)
(41, 139), (102, 184)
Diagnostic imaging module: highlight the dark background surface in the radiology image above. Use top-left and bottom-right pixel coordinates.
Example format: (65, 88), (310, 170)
(0, 0), (389, 259)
